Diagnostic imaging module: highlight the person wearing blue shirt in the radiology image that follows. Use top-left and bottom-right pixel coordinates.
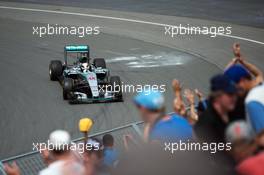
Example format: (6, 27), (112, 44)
(149, 113), (193, 142)
(134, 90), (193, 143)
(102, 134), (119, 169)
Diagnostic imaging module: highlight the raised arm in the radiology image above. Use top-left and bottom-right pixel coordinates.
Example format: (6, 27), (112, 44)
(184, 89), (198, 124)
(238, 57), (263, 84)
(226, 43), (263, 84)
(172, 79), (186, 116)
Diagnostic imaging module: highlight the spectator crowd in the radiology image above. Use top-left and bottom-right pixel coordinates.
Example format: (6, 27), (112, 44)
(3, 43), (264, 175)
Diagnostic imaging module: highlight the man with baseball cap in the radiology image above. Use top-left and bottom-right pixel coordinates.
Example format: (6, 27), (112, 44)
(224, 44), (264, 134)
(192, 74), (238, 174)
(194, 74), (238, 143)
(134, 90), (193, 143)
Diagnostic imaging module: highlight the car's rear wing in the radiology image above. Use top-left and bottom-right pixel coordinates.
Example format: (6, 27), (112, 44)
(64, 45), (89, 53)
(64, 45), (90, 64)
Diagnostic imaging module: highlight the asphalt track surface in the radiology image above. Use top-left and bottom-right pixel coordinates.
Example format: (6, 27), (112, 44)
(0, 1), (263, 159)
(3, 0), (264, 28)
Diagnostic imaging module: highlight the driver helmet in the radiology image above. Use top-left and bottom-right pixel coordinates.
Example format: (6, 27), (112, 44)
(79, 55), (88, 63)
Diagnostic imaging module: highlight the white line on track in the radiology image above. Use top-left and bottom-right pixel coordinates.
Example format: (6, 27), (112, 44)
(0, 5), (263, 45)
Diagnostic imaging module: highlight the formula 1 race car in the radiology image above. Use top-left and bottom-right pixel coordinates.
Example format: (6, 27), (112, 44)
(49, 45), (123, 103)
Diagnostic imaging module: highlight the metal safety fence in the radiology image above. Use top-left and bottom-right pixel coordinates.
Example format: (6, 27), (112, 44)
(0, 121), (144, 175)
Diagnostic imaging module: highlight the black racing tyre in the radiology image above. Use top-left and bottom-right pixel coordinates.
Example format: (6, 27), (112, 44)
(49, 60), (63, 81)
(63, 89), (69, 100)
(110, 76), (123, 100)
(93, 58), (106, 69)
(63, 78), (74, 100)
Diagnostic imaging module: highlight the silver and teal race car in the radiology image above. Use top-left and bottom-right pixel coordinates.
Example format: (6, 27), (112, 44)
(49, 45), (123, 103)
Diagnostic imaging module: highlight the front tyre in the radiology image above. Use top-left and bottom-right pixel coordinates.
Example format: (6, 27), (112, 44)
(93, 58), (106, 69)
(63, 78), (74, 100)
(63, 89), (69, 100)
(49, 60), (63, 81)
(110, 76), (123, 101)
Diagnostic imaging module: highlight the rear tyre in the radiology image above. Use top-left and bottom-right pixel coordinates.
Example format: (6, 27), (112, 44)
(110, 76), (123, 101)
(93, 58), (106, 69)
(63, 78), (74, 100)
(49, 60), (63, 81)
